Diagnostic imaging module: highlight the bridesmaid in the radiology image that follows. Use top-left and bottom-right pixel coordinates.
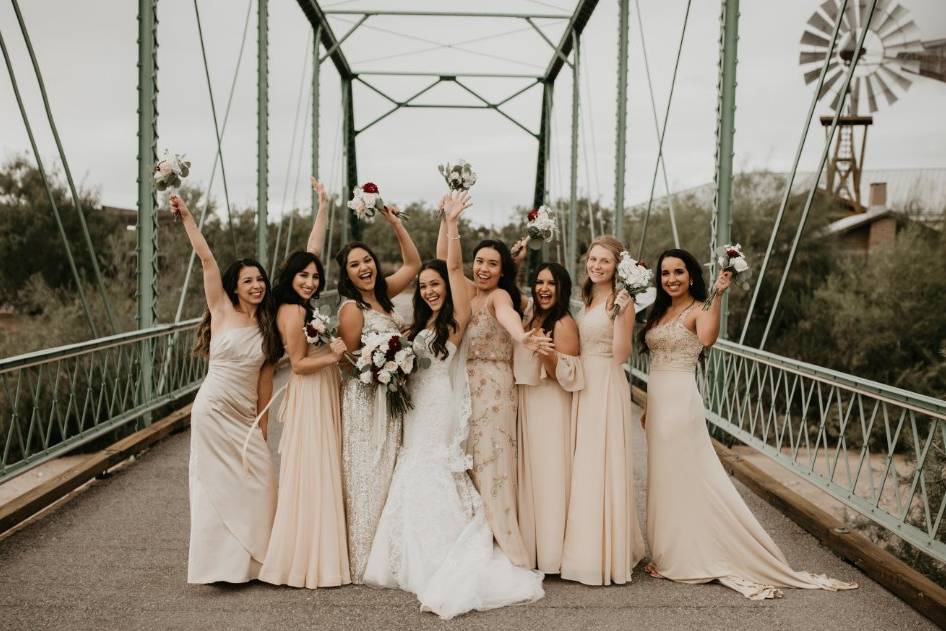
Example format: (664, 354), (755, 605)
(639, 248), (858, 599)
(336, 203), (421, 583)
(258, 180), (350, 588)
(170, 195), (280, 584)
(560, 235), (646, 586)
(514, 262), (583, 574)
(437, 221), (552, 568)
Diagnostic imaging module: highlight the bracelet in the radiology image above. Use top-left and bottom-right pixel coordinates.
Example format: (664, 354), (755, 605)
(449, 233), (461, 240)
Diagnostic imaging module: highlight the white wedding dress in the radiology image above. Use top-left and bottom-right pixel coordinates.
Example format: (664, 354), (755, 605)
(363, 330), (545, 619)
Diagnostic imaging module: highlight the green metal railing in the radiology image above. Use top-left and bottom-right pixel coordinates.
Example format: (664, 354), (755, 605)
(629, 339), (946, 563)
(0, 320), (204, 484)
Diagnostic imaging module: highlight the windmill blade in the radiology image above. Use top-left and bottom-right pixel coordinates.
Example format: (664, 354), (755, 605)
(801, 29), (832, 48)
(807, 11), (835, 36)
(844, 1), (858, 33)
(881, 20), (920, 43)
(800, 50), (829, 65)
(890, 56), (921, 74)
(872, 71), (898, 105)
(873, 0), (894, 18)
(849, 76), (861, 114)
(875, 5), (910, 38)
(865, 74), (879, 112)
(820, 0), (841, 23)
(829, 83), (850, 111)
(878, 63), (912, 91)
(804, 62), (837, 84)
(819, 67), (845, 99)
(883, 39), (924, 54)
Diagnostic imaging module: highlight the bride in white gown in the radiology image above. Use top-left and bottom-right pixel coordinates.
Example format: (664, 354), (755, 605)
(363, 191), (545, 619)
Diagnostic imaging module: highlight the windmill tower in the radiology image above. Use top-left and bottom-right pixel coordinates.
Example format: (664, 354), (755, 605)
(799, 1), (946, 210)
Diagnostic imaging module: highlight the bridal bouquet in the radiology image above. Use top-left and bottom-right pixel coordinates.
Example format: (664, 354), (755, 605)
(438, 159), (477, 191)
(154, 151), (191, 193)
(526, 205), (557, 250)
(611, 251), (653, 319)
(352, 331), (430, 420)
(303, 309), (335, 346)
(348, 182), (384, 223)
(703, 243), (750, 310)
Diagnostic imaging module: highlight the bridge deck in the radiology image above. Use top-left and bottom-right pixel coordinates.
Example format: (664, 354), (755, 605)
(0, 402), (934, 630)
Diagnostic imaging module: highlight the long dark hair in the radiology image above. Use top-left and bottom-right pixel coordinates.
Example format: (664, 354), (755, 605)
(334, 241), (395, 313)
(409, 259), (457, 360)
(193, 258), (281, 363)
(273, 251), (326, 320)
(473, 239), (523, 317)
(638, 248), (707, 354)
(529, 262), (572, 339)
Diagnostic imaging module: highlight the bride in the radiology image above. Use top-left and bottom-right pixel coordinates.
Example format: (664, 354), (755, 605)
(363, 190), (545, 619)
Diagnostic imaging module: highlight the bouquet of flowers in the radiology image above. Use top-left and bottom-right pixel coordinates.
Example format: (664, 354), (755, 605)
(526, 205), (557, 250)
(703, 243), (750, 310)
(352, 331), (430, 420)
(611, 251), (653, 319)
(154, 151), (191, 193)
(348, 182), (384, 223)
(303, 309), (335, 346)
(438, 159), (477, 191)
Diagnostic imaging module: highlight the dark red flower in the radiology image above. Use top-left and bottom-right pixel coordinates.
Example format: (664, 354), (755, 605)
(527, 209), (539, 221)
(362, 182), (379, 194)
(388, 337), (400, 351)
(725, 248), (741, 258)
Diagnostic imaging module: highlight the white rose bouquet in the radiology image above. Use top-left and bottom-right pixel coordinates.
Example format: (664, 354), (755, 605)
(303, 309), (335, 346)
(611, 251), (653, 319)
(348, 181), (384, 223)
(526, 205), (557, 250)
(438, 159), (477, 192)
(703, 243), (750, 310)
(154, 151), (191, 194)
(351, 331), (430, 420)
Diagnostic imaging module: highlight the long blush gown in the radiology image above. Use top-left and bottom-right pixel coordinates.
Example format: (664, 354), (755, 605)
(188, 326), (276, 583)
(644, 305), (858, 599)
(465, 305), (529, 568)
(514, 331), (584, 573)
(364, 331), (544, 619)
(259, 343), (351, 588)
(560, 302), (646, 585)
(338, 301), (404, 583)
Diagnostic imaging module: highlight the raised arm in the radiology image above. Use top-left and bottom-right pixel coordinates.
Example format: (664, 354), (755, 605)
(611, 290), (635, 364)
(443, 191), (473, 334)
(278, 305), (347, 374)
(381, 205), (422, 297)
(436, 195), (449, 260)
(493, 290), (553, 354)
(306, 177), (330, 257)
(694, 269), (732, 347)
(170, 195), (226, 313)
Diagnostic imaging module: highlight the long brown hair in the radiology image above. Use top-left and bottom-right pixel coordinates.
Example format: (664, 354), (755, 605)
(581, 235), (624, 307)
(193, 258), (281, 363)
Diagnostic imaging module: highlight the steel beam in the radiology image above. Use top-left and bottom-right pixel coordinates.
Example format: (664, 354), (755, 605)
(295, 0), (354, 79)
(568, 33), (580, 283)
(542, 0), (599, 85)
(257, 0), (269, 266)
(311, 25), (321, 218)
(356, 70), (544, 79)
(614, 0), (629, 239)
(342, 77), (358, 242)
(323, 10), (569, 20)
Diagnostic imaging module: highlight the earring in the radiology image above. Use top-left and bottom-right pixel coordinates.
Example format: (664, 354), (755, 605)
(689, 281), (693, 286)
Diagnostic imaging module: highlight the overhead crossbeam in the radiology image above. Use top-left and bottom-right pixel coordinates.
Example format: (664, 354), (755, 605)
(323, 10), (570, 20)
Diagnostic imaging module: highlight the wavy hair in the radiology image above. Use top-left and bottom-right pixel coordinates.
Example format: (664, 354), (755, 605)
(409, 259), (457, 360)
(193, 258), (280, 363)
(581, 234), (624, 307)
(472, 239), (523, 317)
(528, 262), (572, 339)
(334, 241), (394, 313)
(273, 251), (326, 319)
(638, 248), (708, 354)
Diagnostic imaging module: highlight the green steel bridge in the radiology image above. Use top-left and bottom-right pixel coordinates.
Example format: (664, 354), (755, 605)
(1, 1), (945, 628)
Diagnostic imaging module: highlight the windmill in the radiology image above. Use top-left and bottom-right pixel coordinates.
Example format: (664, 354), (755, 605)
(799, 0), (946, 209)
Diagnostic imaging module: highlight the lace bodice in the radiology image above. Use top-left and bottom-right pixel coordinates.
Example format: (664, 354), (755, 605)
(644, 304), (703, 371)
(402, 331), (457, 453)
(576, 302), (613, 357)
(467, 306), (512, 362)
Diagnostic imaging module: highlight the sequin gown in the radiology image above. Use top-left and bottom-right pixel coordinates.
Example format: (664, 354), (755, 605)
(560, 302), (646, 586)
(465, 305), (529, 567)
(644, 304), (858, 599)
(188, 326), (276, 583)
(339, 300), (405, 583)
(363, 331), (544, 619)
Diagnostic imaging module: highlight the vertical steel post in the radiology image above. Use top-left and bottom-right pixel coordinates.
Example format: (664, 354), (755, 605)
(712, 0), (739, 339)
(342, 76), (358, 243)
(136, 0), (158, 422)
(257, 0), (269, 266)
(311, 26), (321, 219)
(530, 82), (552, 280)
(613, 0), (630, 241)
(568, 34), (580, 283)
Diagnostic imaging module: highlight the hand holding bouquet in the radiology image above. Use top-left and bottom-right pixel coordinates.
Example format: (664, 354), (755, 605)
(526, 205), (557, 250)
(352, 331), (431, 420)
(154, 151), (190, 196)
(611, 251), (653, 319)
(303, 309), (336, 346)
(703, 243), (749, 310)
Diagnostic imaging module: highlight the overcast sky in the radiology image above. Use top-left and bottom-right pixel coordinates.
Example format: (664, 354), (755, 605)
(1, 0), (944, 227)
